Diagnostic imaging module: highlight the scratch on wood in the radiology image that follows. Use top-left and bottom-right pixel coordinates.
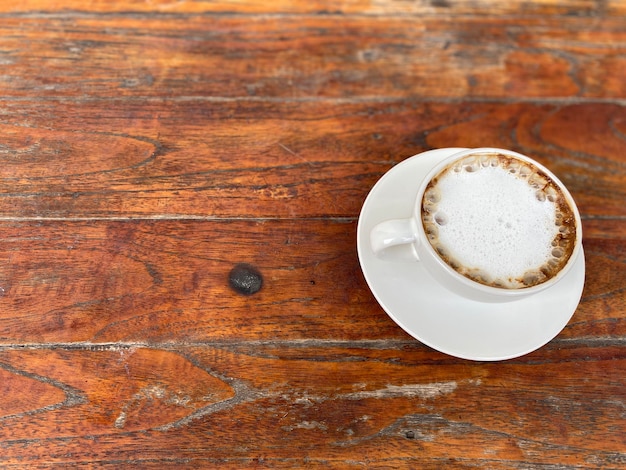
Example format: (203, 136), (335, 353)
(115, 384), (195, 430)
(281, 420), (328, 432)
(117, 347), (138, 378)
(278, 142), (314, 167)
(340, 381), (459, 400)
(114, 411), (127, 429)
(153, 380), (276, 432)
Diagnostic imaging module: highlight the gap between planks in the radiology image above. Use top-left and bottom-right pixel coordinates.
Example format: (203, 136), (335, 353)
(0, 95), (626, 107)
(0, 215), (621, 222)
(0, 216), (358, 222)
(0, 337), (623, 352)
(0, 9), (614, 20)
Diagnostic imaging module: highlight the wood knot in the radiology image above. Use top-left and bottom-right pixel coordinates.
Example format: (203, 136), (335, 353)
(228, 263), (263, 295)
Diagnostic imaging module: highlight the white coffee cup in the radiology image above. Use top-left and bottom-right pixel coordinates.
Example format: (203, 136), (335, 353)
(370, 148), (583, 302)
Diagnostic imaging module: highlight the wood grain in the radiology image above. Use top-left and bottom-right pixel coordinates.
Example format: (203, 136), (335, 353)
(0, 0), (610, 15)
(0, 0), (624, 468)
(0, 15), (624, 100)
(0, 101), (624, 219)
(0, 344), (623, 467)
(0, 220), (623, 344)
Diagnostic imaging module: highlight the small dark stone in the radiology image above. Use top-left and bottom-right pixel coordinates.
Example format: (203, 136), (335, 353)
(405, 430), (415, 439)
(229, 263), (263, 295)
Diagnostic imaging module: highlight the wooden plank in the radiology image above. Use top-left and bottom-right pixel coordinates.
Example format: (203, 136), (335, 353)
(0, 344), (623, 467)
(0, 100), (624, 219)
(0, 219), (622, 344)
(0, 0), (607, 16)
(0, 15), (623, 100)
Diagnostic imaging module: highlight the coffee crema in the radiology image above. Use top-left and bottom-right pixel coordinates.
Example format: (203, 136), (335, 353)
(421, 152), (577, 289)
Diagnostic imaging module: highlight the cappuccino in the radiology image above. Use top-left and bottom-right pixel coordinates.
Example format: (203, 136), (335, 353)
(421, 152), (577, 289)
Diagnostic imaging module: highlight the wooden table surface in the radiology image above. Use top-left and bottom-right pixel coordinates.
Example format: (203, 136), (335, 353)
(1, 1), (624, 468)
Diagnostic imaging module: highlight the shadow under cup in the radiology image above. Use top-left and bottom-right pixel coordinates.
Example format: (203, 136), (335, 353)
(373, 148), (583, 303)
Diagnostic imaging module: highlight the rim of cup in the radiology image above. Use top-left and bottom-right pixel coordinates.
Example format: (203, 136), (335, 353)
(414, 147), (583, 299)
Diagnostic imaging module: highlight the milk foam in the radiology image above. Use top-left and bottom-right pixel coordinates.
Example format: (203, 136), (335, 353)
(421, 153), (576, 289)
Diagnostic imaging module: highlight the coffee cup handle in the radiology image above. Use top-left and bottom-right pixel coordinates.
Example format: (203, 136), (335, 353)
(370, 218), (420, 261)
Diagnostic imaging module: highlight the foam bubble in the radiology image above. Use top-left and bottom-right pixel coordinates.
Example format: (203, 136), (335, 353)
(434, 212), (448, 226)
(424, 187), (441, 204)
(421, 153), (577, 289)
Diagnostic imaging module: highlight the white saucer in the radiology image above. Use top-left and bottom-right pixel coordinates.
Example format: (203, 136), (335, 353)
(357, 148), (585, 361)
